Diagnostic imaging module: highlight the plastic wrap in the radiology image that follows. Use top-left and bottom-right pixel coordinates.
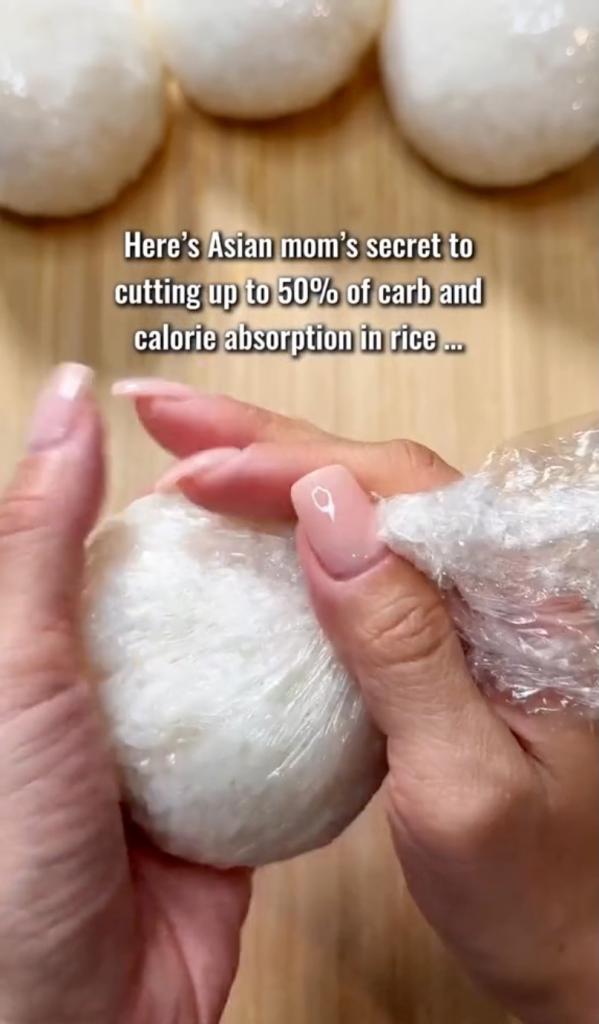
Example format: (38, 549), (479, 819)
(143, 0), (386, 120)
(379, 420), (599, 714)
(381, 0), (599, 188)
(0, 0), (165, 217)
(85, 494), (386, 869)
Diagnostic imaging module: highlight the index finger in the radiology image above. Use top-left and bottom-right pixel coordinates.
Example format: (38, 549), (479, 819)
(156, 437), (459, 520)
(112, 380), (324, 455)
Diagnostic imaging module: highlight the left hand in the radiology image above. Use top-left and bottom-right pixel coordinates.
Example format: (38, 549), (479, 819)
(0, 366), (250, 1024)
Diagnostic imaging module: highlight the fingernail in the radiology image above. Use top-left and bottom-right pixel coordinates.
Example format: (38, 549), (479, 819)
(156, 448), (243, 492)
(291, 465), (387, 580)
(28, 363), (94, 452)
(112, 378), (195, 399)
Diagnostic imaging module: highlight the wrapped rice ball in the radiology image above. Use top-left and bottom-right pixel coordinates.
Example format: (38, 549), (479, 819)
(84, 494), (385, 868)
(143, 0), (386, 119)
(381, 0), (599, 187)
(0, 0), (166, 217)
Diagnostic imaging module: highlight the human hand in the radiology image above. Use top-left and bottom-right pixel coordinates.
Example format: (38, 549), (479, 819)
(119, 379), (599, 1024)
(0, 365), (250, 1024)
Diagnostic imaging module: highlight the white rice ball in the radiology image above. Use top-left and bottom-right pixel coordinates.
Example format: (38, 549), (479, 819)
(142, 0), (386, 120)
(0, 0), (166, 217)
(84, 494), (385, 868)
(381, 0), (599, 188)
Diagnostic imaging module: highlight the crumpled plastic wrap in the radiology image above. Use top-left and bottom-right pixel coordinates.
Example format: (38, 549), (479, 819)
(379, 420), (599, 715)
(85, 494), (386, 869)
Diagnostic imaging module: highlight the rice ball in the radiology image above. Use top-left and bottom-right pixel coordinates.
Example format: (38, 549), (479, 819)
(142, 0), (386, 120)
(381, 0), (599, 188)
(0, 0), (166, 217)
(84, 494), (385, 868)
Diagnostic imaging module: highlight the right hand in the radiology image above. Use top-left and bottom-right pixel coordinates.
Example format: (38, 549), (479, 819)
(118, 379), (599, 1024)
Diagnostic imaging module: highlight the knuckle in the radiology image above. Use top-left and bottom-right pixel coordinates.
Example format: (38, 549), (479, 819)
(246, 403), (276, 437)
(387, 438), (442, 478)
(364, 587), (453, 671)
(252, 406), (315, 442)
(2, 614), (72, 668)
(0, 479), (50, 544)
(293, 416), (320, 439)
(0, 619), (77, 716)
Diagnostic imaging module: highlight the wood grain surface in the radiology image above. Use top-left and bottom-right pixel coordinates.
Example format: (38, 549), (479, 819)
(0, 61), (597, 1024)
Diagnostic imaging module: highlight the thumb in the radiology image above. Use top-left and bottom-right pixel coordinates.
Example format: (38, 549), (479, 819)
(0, 367), (133, 1023)
(291, 465), (516, 770)
(0, 363), (104, 691)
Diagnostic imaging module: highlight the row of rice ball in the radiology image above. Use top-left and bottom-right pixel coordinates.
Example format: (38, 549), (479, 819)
(1, 0), (598, 218)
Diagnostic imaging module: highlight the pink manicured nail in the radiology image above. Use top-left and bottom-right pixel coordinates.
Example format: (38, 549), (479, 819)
(157, 448), (243, 492)
(112, 378), (195, 399)
(291, 465), (386, 580)
(28, 363), (94, 452)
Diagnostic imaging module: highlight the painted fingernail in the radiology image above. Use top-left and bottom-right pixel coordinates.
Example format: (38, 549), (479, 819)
(291, 465), (387, 580)
(28, 363), (94, 452)
(156, 448), (243, 492)
(112, 378), (195, 399)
